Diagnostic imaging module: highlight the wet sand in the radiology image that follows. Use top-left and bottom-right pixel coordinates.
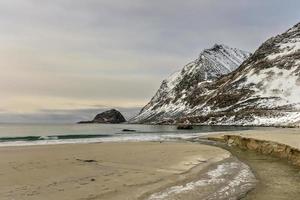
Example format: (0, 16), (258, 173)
(223, 145), (300, 200)
(0, 141), (230, 200)
(205, 128), (300, 200)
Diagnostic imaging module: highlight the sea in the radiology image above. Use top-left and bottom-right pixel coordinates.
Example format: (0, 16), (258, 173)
(0, 123), (254, 147)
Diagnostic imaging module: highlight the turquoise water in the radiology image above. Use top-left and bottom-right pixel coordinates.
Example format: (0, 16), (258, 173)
(0, 123), (254, 146)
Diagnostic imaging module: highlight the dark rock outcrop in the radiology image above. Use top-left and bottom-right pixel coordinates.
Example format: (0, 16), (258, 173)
(122, 129), (136, 132)
(78, 109), (126, 124)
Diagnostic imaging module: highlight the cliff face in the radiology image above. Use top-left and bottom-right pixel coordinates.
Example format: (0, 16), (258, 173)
(131, 44), (250, 124)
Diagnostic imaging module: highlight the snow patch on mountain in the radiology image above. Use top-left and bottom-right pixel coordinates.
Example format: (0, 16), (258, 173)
(234, 66), (300, 108)
(267, 38), (300, 60)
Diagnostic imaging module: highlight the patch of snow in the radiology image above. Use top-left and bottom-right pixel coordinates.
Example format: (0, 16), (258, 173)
(267, 38), (300, 60)
(250, 112), (300, 126)
(237, 66), (300, 108)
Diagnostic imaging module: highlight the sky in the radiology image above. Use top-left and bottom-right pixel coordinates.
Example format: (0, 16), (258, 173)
(0, 0), (299, 123)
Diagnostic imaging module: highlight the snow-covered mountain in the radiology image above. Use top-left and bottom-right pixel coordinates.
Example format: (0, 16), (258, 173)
(131, 44), (250, 123)
(132, 22), (300, 127)
(183, 22), (300, 126)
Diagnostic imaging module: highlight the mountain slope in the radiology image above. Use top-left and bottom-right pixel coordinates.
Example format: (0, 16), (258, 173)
(131, 44), (250, 123)
(183, 22), (300, 126)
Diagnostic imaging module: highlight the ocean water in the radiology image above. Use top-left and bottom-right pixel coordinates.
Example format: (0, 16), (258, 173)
(0, 123), (253, 146)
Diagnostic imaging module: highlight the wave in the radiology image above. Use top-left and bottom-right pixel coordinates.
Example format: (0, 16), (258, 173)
(0, 132), (207, 147)
(0, 134), (112, 142)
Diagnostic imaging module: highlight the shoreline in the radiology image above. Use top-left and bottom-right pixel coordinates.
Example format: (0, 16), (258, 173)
(204, 128), (300, 199)
(0, 124), (257, 147)
(196, 138), (300, 200)
(0, 141), (254, 200)
(202, 140), (300, 200)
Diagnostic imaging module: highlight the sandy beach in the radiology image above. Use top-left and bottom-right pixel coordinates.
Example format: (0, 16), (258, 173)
(0, 141), (231, 200)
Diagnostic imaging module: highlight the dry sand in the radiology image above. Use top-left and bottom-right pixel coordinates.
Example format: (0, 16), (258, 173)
(0, 141), (230, 200)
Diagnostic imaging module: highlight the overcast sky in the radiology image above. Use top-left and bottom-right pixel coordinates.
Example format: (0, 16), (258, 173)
(0, 0), (299, 122)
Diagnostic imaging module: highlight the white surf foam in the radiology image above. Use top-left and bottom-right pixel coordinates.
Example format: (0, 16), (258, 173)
(0, 132), (208, 147)
(148, 160), (256, 200)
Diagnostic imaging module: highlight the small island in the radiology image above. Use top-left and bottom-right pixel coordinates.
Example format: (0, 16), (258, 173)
(78, 109), (126, 124)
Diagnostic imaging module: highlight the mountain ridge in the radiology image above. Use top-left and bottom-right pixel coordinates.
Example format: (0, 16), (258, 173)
(132, 22), (300, 127)
(131, 44), (251, 124)
(180, 22), (300, 126)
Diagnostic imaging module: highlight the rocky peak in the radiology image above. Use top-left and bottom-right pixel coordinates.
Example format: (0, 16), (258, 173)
(131, 44), (250, 124)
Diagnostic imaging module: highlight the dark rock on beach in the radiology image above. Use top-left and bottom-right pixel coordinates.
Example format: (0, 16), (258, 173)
(78, 109), (126, 124)
(122, 129), (136, 132)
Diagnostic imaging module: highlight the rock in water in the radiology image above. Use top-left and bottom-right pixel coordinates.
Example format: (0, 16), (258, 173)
(122, 129), (136, 132)
(177, 124), (193, 130)
(78, 109), (126, 124)
(131, 44), (250, 124)
(93, 109), (126, 123)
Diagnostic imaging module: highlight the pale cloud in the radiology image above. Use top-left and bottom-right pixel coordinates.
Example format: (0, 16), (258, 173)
(0, 95), (145, 114)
